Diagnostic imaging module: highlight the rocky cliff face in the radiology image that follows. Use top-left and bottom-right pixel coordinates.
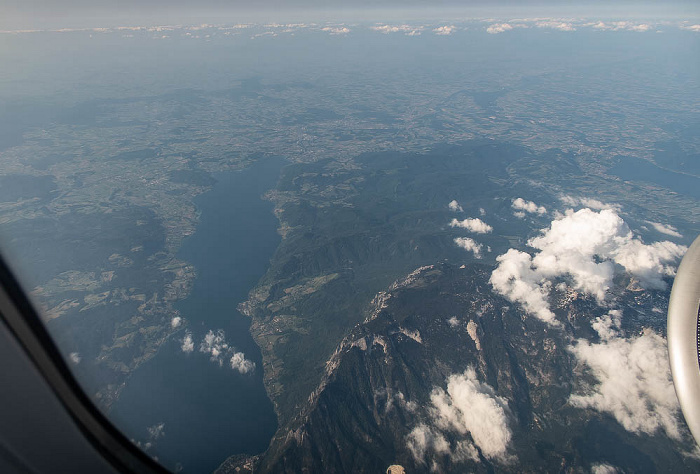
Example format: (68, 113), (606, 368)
(219, 263), (699, 473)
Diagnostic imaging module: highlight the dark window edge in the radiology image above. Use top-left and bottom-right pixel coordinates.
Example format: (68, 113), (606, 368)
(0, 252), (170, 474)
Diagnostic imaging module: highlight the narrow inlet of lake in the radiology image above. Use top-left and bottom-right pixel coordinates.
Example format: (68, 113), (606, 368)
(109, 157), (283, 473)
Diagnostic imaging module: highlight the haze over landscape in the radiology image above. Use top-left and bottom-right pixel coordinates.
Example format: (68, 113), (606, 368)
(0, 1), (698, 472)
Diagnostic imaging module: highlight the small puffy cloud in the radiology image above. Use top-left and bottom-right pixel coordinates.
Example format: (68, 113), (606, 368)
(486, 23), (513, 34)
(479, 208), (486, 216)
(433, 25), (456, 36)
(591, 464), (619, 474)
(447, 316), (460, 327)
(512, 198), (547, 215)
(629, 24), (652, 32)
(490, 208), (686, 325)
(454, 237), (483, 259)
(69, 352), (81, 364)
(230, 351), (255, 374)
(448, 200), (463, 212)
(171, 316), (182, 328)
(147, 422), (165, 440)
(646, 221), (682, 238)
(181, 331), (194, 353)
(680, 24), (700, 32)
(536, 20), (575, 31)
(569, 313), (681, 440)
(407, 368), (512, 465)
(321, 26), (350, 35)
(450, 217), (493, 234)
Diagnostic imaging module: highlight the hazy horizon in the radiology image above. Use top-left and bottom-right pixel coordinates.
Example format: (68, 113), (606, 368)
(1, 1), (699, 30)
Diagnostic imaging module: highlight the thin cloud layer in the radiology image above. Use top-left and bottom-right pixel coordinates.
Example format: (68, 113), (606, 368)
(490, 207), (686, 325)
(568, 311), (681, 440)
(646, 221), (683, 238)
(450, 217), (493, 234)
(408, 368), (513, 464)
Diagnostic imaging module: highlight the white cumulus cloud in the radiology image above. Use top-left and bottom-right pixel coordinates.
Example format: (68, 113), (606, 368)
(372, 24), (422, 36)
(486, 23), (513, 34)
(536, 20), (575, 31)
(433, 25), (456, 35)
(171, 316), (182, 328)
(490, 208), (686, 325)
(512, 198), (547, 215)
(450, 217), (493, 234)
(591, 463), (620, 474)
(407, 424), (450, 461)
(69, 352), (81, 364)
(430, 368), (513, 461)
(147, 422), (165, 440)
(454, 237), (483, 259)
(568, 312), (681, 440)
(559, 195), (617, 211)
(181, 331), (194, 353)
(200, 329), (230, 365)
(407, 368), (513, 465)
(321, 26), (350, 35)
(188, 329), (256, 373)
(448, 200), (463, 212)
(230, 351), (256, 374)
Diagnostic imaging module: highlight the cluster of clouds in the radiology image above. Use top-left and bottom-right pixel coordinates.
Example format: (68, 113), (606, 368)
(181, 329), (255, 374)
(321, 26), (350, 35)
(132, 422), (166, 452)
(147, 422), (166, 441)
(407, 368), (513, 465)
(5, 19), (699, 37)
(511, 197), (547, 218)
(490, 207), (686, 325)
(568, 310), (682, 440)
(448, 200), (493, 259)
(483, 18), (695, 34)
(433, 25), (456, 36)
(371, 24), (424, 36)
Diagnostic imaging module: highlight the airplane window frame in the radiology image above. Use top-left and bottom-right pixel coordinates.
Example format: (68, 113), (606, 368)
(0, 251), (170, 474)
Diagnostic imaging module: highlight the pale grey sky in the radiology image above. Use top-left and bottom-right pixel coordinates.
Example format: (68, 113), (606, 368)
(1, 0), (697, 29)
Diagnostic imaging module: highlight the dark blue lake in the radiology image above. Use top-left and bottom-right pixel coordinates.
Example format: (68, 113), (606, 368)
(109, 158), (283, 473)
(608, 156), (700, 200)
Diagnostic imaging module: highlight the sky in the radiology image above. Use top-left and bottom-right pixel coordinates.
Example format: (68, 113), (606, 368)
(1, 0), (698, 29)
